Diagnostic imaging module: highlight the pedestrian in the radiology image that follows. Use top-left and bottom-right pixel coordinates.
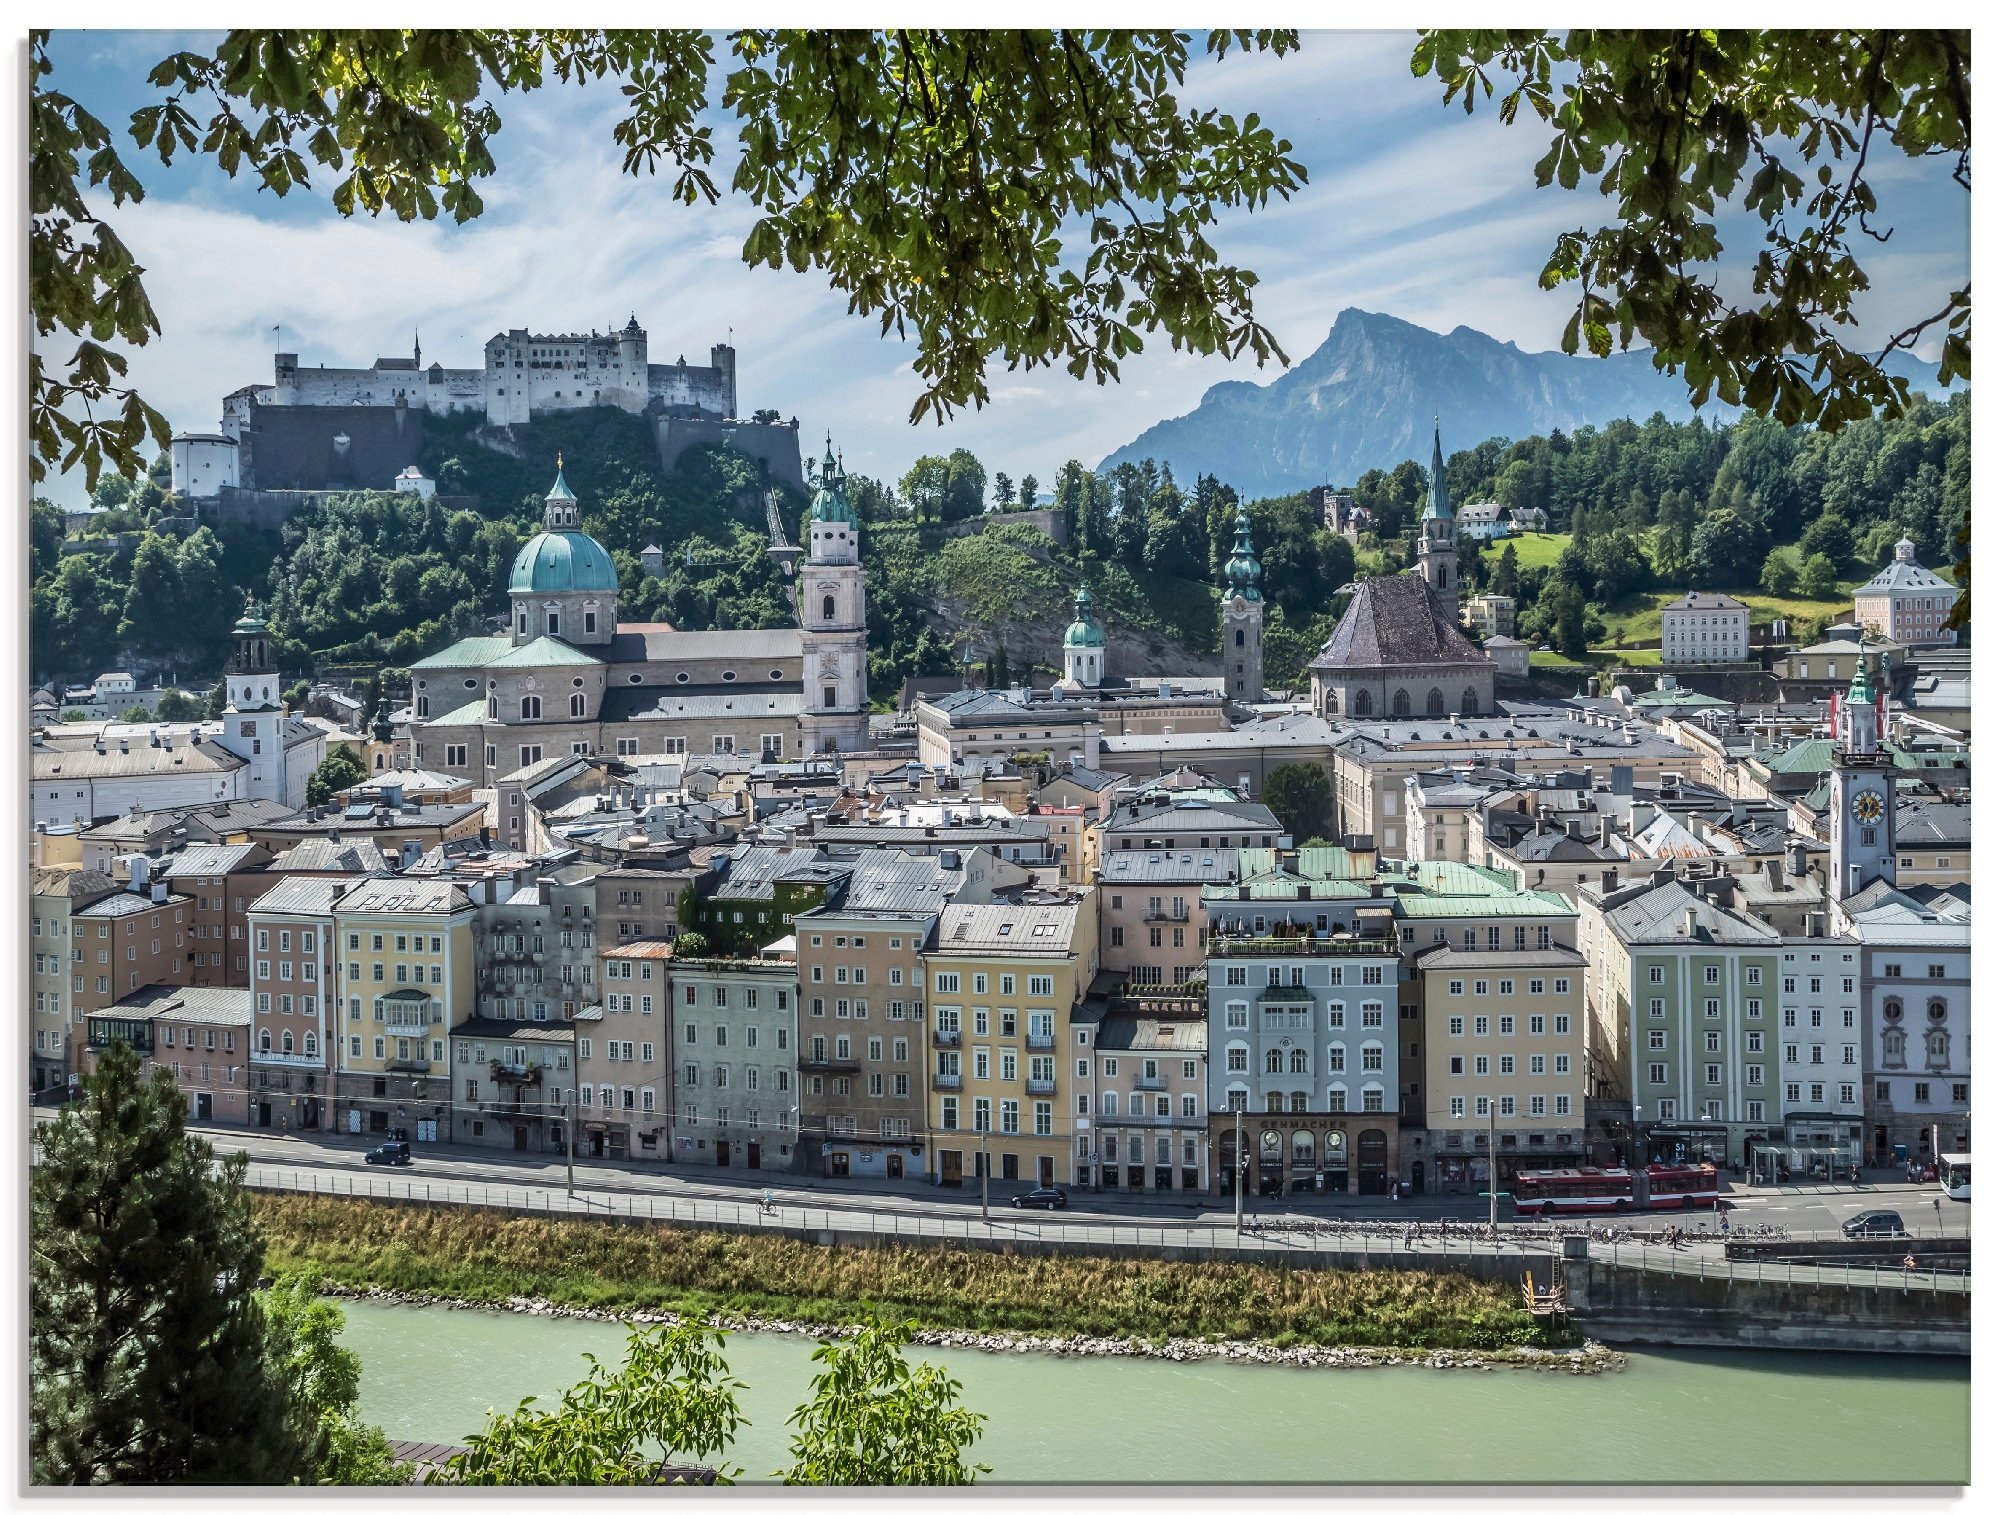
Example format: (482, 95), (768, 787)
(1903, 1252), (1918, 1273)
(1718, 1211), (1730, 1237)
(1404, 1223), (1415, 1252)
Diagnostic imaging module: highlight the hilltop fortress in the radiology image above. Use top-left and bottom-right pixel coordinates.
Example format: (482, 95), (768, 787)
(172, 316), (803, 513)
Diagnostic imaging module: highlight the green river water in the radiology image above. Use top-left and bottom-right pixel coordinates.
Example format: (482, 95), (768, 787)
(340, 1300), (1967, 1484)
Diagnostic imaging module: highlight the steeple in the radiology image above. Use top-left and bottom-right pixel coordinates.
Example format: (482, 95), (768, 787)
(543, 454), (580, 531)
(1059, 584), (1106, 691)
(1223, 503), (1263, 603)
(1423, 418), (1452, 521)
(1837, 652), (1880, 757)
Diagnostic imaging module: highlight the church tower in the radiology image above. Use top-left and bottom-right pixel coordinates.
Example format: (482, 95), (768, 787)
(1057, 584), (1106, 692)
(216, 598), (286, 798)
(1416, 419), (1458, 597)
(1827, 654), (1897, 902)
(796, 443), (870, 754)
(1221, 502), (1265, 704)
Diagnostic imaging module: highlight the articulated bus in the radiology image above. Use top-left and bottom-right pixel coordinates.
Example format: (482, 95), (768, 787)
(1510, 1167), (1635, 1216)
(1939, 1153), (1971, 1201)
(1637, 1162), (1721, 1210)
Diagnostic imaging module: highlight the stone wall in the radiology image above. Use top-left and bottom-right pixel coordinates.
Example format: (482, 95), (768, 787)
(655, 416), (804, 492)
(944, 507), (1071, 546)
(237, 400), (430, 491)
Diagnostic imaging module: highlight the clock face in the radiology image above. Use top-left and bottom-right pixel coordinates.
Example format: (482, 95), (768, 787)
(1851, 790), (1884, 823)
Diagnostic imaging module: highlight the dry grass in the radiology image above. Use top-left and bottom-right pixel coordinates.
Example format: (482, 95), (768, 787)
(252, 1195), (1546, 1350)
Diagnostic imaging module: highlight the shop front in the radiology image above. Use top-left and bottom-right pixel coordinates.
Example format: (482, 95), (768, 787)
(1644, 1121), (1733, 1166)
(1212, 1116), (1391, 1197)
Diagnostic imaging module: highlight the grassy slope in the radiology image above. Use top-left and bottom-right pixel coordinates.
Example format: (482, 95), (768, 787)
(1592, 586), (1859, 646)
(253, 1195), (1545, 1351)
(1479, 531), (1571, 572)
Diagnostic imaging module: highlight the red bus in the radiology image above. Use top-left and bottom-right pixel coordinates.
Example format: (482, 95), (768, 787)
(1509, 1167), (1636, 1217)
(1639, 1162), (1720, 1210)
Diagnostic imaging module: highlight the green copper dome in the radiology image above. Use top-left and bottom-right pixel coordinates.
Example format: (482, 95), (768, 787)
(232, 597), (269, 636)
(508, 531), (619, 594)
(1062, 584), (1106, 648)
(1223, 503), (1263, 602)
(508, 462), (618, 593)
(806, 441), (859, 527)
(1847, 651), (1877, 703)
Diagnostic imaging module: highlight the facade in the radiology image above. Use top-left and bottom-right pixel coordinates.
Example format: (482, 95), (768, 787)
(1416, 946), (1590, 1190)
(84, 986), (255, 1123)
(1096, 849), (1238, 988)
(1083, 1003), (1210, 1192)
(329, 878), (475, 1141)
(666, 946), (800, 1170)
(1454, 500), (1508, 541)
(70, 874), (196, 1020)
(161, 843), (278, 987)
(30, 867), (120, 1090)
(1847, 882), (1970, 1166)
(1578, 874), (1784, 1167)
(923, 895), (1098, 1189)
(1851, 538), (1958, 647)
(450, 1017), (578, 1154)
(1775, 937), (1865, 1162)
(247, 876), (341, 1132)
(1660, 592), (1751, 665)
(583, 938), (674, 1160)
(1206, 936), (1406, 1197)
(793, 907), (938, 1181)
(1462, 594), (1516, 640)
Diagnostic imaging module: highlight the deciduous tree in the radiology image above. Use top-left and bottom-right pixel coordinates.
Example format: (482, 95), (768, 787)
(781, 1319), (988, 1486)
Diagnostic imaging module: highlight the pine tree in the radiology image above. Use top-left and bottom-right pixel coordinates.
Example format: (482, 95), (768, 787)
(31, 1040), (303, 1485)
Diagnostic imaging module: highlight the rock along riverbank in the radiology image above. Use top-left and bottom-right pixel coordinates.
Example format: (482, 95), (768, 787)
(316, 1281), (1625, 1375)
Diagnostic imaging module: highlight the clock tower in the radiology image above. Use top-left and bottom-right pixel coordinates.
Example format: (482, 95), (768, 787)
(1827, 654), (1896, 903)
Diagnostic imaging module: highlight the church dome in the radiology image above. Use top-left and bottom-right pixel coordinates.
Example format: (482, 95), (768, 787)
(508, 461), (620, 594)
(1223, 504), (1263, 602)
(508, 530), (619, 594)
(1063, 585), (1106, 648)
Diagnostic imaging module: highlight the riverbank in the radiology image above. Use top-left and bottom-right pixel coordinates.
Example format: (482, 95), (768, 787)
(254, 1194), (1572, 1356)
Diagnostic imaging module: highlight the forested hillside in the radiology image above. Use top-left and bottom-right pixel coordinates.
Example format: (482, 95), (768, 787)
(29, 390), (1967, 697)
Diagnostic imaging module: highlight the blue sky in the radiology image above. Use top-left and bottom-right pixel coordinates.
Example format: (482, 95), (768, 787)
(38, 29), (1969, 506)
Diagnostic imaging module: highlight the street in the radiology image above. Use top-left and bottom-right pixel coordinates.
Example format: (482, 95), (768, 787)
(32, 1110), (1968, 1238)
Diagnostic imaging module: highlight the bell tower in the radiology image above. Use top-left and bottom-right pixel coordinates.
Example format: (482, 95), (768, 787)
(1221, 503), (1265, 704)
(1416, 418), (1458, 597)
(1827, 654), (1897, 904)
(796, 442), (870, 755)
(216, 598), (288, 799)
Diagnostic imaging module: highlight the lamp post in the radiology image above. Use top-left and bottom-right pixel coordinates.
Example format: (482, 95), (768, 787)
(1488, 1096), (1499, 1235)
(1234, 1104), (1245, 1234)
(566, 1012), (578, 1197)
(979, 1125), (991, 1222)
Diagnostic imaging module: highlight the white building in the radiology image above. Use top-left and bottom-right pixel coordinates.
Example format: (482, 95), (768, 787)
(1776, 937), (1865, 1159)
(1660, 591), (1751, 665)
(170, 433), (239, 498)
(1851, 538), (1958, 647)
(1455, 500), (1509, 541)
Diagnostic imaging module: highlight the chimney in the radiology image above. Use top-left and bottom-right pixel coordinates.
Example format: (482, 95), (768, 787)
(151, 880), (168, 903)
(1786, 841), (1808, 878)
(1805, 910), (1826, 938)
(1601, 869), (1619, 895)
(1682, 906), (1699, 937)
(1597, 814), (1612, 847)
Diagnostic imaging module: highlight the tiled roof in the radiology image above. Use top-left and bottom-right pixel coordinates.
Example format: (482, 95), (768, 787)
(1414, 944), (1586, 969)
(932, 901), (1082, 954)
(248, 876), (352, 915)
(598, 688), (804, 723)
(1094, 1014), (1208, 1053)
(159, 843), (269, 877)
(267, 840), (391, 874)
(32, 867), (121, 900)
(330, 878), (473, 915)
(1602, 878), (1779, 945)
(1099, 848), (1242, 885)
(602, 627), (803, 665)
(1309, 573), (1488, 670)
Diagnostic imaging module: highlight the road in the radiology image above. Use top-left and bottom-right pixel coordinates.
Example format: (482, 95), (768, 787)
(32, 1111), (1967, 1240)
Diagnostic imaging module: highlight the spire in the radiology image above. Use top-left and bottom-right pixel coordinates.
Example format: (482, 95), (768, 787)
(413, 329), (421, 368)
(542, 455), (579, 531)
(370, 695), (393, 746)
(1847, 650), (1877, 705)
(1423, 418), (1453, 521)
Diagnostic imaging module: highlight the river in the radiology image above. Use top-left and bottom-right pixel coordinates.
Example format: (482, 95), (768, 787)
(340, 1301), (1967, 1484)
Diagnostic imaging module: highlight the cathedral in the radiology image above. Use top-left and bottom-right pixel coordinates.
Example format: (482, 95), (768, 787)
(406, 447), (870, 786)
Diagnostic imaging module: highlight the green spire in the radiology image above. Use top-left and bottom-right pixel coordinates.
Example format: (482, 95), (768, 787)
(1223, 503), (1263, 602)
(1423, 418), (1452, 521)
(1063, 583), (1105, 648)
(1847, 651), (1877, 704)
(546, 454), (575, 501)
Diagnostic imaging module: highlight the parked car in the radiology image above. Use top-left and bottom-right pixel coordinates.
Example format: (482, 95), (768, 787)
(1010, 1185), (1068, 1210)
(1842, 1209), (1906, 1237)
(364, 1141), (413, 1167)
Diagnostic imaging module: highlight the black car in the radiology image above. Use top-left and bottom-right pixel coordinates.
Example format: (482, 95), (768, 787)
(364, 1141), (413, 1166)
(1010, 1185), (1067, 1210)
(1842, 1209), (1906, 1237)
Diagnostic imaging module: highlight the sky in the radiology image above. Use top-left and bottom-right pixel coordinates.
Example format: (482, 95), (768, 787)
(36, 29), (1970, 507)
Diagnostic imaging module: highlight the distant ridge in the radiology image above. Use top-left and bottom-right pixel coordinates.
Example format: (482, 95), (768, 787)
(1097, 307), (1954, 498)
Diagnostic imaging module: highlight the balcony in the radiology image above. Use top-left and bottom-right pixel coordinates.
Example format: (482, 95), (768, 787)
(492, 1064), (542, 1086)
(1141, 910), (1192, 924)
(1133, 1074), (1168, 1091)
(798, 1056), (861, 1074)
(931, 1028), (962, 1049)
(251, 1051), (324, 1070)
(1025, 1032), (1055, 1051)
(1026, 1077), (1057, 1096)
(932, 1073), (963, 1092)
(1210, 935), (1396, 958)
(386, 1058), (431, 1074)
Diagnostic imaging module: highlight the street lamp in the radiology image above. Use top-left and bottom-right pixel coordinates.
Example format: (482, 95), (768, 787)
(980, 1126), (990, 1222)
(566, 1012), (578, 1198)
(1233, 1104), (1245, 1234)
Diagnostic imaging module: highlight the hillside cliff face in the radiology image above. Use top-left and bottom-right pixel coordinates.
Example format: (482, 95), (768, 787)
(1097, 308), (1946, 497)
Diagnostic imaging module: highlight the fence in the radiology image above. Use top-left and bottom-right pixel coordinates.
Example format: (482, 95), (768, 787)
(1594, 1238), (1970, 1294)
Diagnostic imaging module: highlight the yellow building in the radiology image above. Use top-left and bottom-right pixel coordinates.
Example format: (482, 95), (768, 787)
(922, 890), (1097, 1190)
(1416, 943), (1591, 1193)
(330, 877), (476, 1140)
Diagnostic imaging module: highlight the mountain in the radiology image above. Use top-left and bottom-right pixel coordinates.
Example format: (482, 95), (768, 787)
(1096, 308), (1954, 498)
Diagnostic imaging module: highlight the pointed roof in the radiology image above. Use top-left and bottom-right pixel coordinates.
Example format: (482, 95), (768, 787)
(1223, 503), (1262, 602)
(1422, 419), (1452, 521)
(1309, 574), (1487, 671)
(1063, 584), (1105, 649)
(545, 458), (576, 502)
